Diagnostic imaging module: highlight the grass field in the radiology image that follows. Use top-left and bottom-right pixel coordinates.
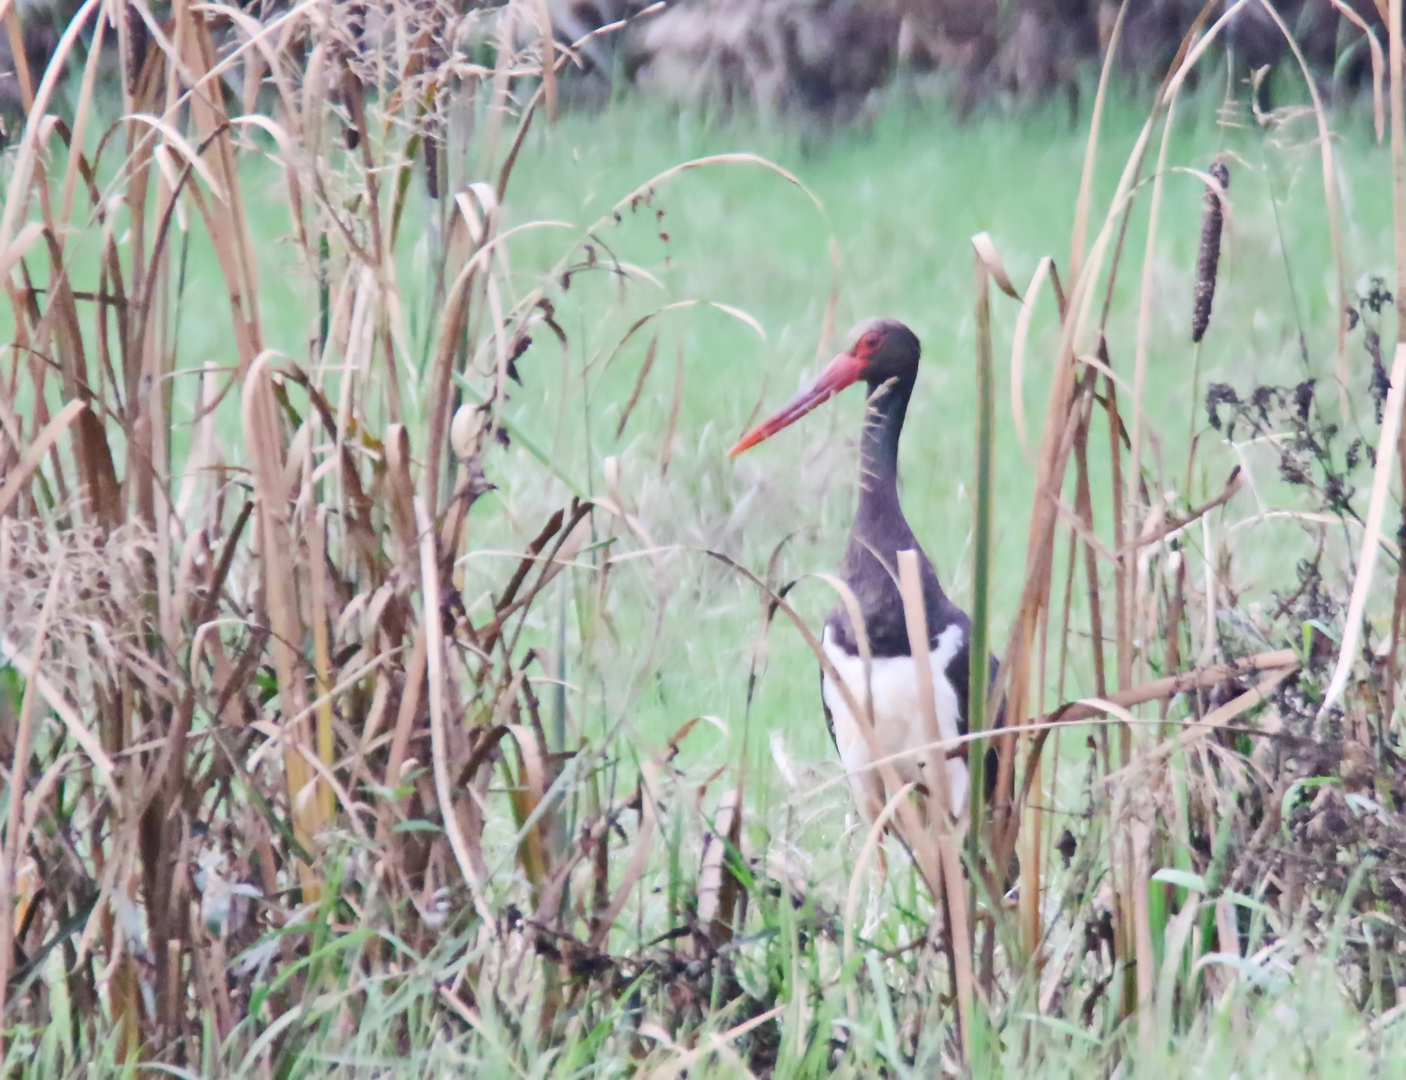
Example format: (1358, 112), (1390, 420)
(6, 6), (1406, 1074)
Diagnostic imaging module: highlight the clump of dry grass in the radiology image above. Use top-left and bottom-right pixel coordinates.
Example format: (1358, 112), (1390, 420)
(0, 0), (722, 1066)
(4, 1), (1406, 1076)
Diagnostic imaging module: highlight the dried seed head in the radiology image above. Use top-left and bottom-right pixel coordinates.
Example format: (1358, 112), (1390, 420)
(424, 129), (440, 200)
(1192, 160), (1230, 344)
(124, 1), (150, 97)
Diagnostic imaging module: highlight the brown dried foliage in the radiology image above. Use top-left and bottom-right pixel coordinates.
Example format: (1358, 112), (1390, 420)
(0, 0), (732, 1068)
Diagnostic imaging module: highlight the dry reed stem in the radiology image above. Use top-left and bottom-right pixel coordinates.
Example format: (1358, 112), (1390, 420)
(1074, 427), (1109, 700)
(1394, 0), (1406, 312)
(1093, 5), (1246, 1019)
(242, 355), (323, 895)
(57, 9), (105, 233)
(1386, 0), (1406, 726)
(1160, 665), (1297, 754)
(993, 76), (1166, 845)
(1046, 648), (1297, 726)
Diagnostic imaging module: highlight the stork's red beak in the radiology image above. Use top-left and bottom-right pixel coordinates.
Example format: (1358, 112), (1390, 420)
(728, 351), (867, 457)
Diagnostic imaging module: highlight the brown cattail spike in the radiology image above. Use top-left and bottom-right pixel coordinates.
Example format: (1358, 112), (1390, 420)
(1192, 161), (1230, 344)
(424, 127), (440, 200)
(124, 1), (149, 98)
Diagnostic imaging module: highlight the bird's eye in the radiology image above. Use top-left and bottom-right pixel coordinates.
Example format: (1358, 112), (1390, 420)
(863, 332), (882, 350)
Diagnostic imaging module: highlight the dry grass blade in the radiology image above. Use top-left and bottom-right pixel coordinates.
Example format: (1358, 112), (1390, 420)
(536, 0), (558, 122)
(1011, 257), (1054, 466)
(0, 0), (98, 250)
(1321, 341), (1406, 716)
(616, 333), (659, 439)
(1069, 0), (1125, 286)
(417, 495), (491, 919)
(971, 231), (1021, 301)
(1, 2), (33, 113)
(1332, 0), (1387, 143)
(610, 153), (825, 217)
(0, 399), (85, 518)
(0, 221), (45, 295)
(0, 556), (63, 1059)
(694, 787), (743, 951)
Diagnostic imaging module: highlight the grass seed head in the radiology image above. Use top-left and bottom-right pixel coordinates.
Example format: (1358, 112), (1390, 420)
(1192, 159), (1230, 344)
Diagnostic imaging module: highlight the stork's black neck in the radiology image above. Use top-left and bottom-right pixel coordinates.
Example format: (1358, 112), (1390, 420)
(828, 369), (965, 659)
(851, 373), (917, 561)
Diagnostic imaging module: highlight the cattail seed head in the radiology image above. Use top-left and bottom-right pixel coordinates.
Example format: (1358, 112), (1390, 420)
(1192, 160), (1230, 344)
(424, 128), (440, 200)
(124, 1), (149, 98)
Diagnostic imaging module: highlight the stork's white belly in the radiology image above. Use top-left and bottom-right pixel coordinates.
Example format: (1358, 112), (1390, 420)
(821, 624), (969, 818)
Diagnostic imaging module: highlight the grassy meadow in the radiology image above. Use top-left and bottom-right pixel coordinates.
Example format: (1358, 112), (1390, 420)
(6, 3), (1406, 1076)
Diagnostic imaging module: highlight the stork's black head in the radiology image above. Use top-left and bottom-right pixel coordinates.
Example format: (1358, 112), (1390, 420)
(728, 318), (921, 456)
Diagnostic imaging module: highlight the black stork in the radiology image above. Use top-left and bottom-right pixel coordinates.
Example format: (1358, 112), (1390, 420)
(730, 318), (989, 823)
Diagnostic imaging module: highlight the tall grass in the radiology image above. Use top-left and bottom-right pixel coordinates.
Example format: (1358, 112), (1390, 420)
(4, 1), (1406, 1076)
